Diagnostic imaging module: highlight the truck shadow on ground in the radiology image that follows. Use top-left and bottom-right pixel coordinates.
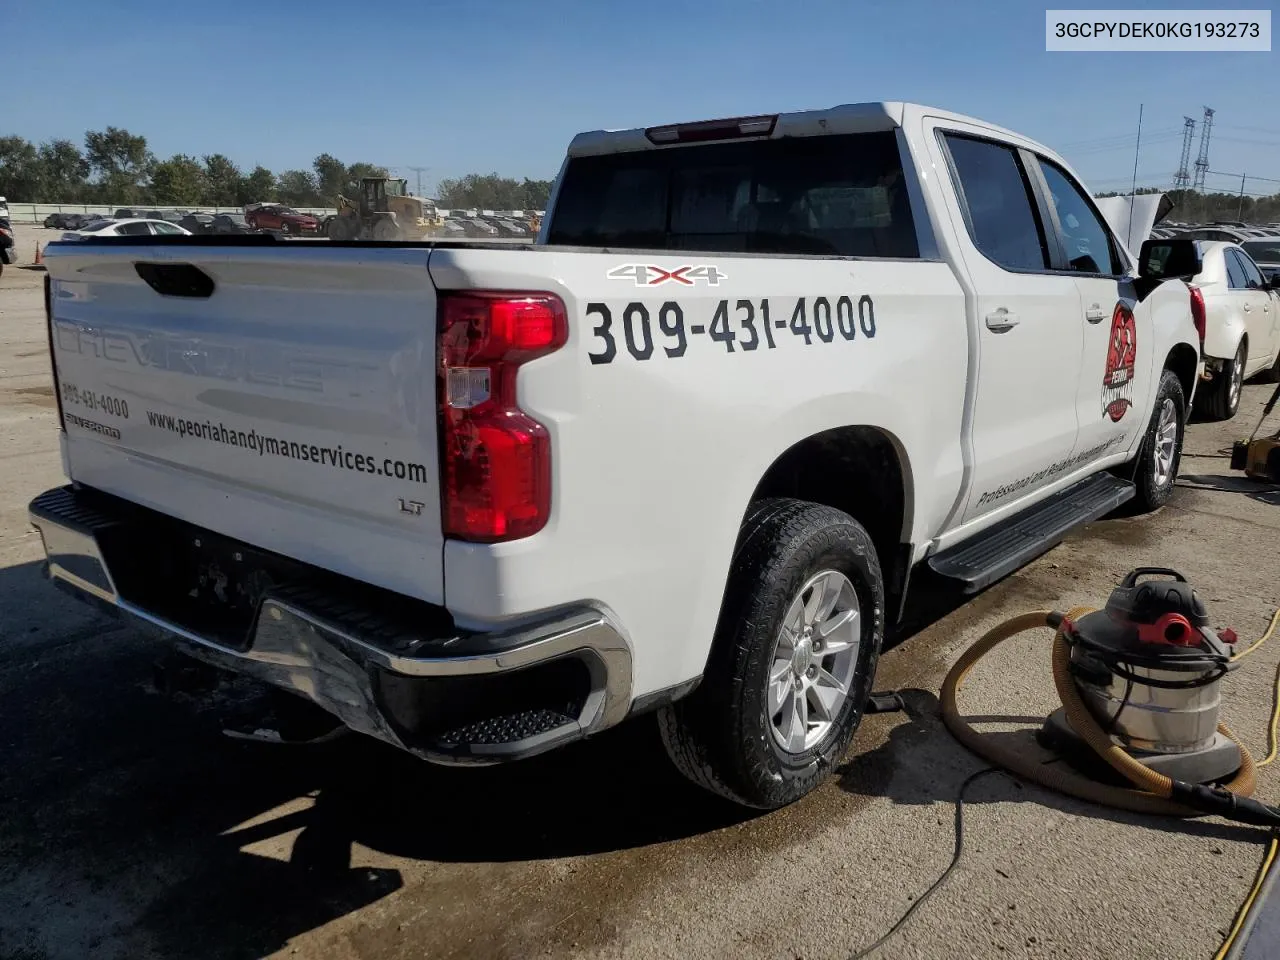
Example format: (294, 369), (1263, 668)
(0, 557), (754, 959)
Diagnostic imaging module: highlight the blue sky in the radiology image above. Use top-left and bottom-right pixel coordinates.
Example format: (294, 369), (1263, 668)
(6, 0), (1278, 197)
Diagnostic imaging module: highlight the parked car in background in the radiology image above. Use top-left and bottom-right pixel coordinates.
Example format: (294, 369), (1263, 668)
(460, 217), (498, 237)
(113, 208), (139, 219)
(1242, 237), (1280, 285)
(244, 204), (319, 235)
(1185, 240), (1280, 419)
(179, 213), (216, 235)
(210, 213), (256, 235)
(59, 218), (193, 241)
(0, 196), (9, 221)
(0, 217), (15, 275)
(1179, 226), (1256, 244)
(45, 213), (100, 231)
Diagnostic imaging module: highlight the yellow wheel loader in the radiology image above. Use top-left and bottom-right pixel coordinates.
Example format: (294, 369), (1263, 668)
(326, 177), (443, 241)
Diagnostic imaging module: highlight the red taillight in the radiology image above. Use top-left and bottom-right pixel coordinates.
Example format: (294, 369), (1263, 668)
(437, 291), (567, 542)
(1188, 286), (1207, 344)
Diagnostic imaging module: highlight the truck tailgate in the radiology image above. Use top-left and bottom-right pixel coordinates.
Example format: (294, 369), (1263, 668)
(44, 243), (446, 604)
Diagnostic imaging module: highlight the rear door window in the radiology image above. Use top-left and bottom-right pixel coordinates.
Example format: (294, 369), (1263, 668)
(1232, 248), (1266, 289)
(547, 130), (918, 258)
(1224, 248), (1249, 289)
(117, 222), (153, 236)
(942, 134), (1051, 272)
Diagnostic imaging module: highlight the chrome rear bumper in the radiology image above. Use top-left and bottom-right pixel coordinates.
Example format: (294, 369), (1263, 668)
(29, 485), (633, 765)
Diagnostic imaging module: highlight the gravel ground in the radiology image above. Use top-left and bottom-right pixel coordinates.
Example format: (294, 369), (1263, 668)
(2, 260), (1279, 960)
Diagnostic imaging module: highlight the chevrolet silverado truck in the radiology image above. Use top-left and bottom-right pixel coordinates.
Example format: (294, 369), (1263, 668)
(30, 102), (1205, 810)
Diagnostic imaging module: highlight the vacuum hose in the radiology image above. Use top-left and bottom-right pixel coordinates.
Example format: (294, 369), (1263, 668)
(940, 608), (1267, 821)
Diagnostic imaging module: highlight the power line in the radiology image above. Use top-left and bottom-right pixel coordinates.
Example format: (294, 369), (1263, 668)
(1207, 170), (1280, 184)
(1058, 127), (1181, 148)
(1216, 123), (1280, 136)
(1214, 135), (1280, 148)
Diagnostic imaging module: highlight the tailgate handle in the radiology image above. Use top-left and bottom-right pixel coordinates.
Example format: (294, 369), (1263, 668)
(134, 262), (215, 299)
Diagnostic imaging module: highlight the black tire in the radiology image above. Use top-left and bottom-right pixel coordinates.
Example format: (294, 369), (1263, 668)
(657, 497), (884, 810)
(1260, 348), (1280, 385)
(1130, 368), (1186, 513)
(1200, 339), (1245, 421)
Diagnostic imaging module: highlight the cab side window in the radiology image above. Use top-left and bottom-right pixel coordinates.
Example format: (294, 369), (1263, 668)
(1037, 160), (1123, 276)
(943, 134), (1051, 272)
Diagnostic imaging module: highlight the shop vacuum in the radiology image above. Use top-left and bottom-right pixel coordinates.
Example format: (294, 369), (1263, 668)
(943, 567), (1280, 823)
(930, 568), (1280, 959)
(1037, 567), (1244, 787)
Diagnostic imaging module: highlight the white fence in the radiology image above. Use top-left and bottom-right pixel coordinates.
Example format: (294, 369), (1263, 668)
(6, 203), (336, 223)
(5, 203), (546, 224)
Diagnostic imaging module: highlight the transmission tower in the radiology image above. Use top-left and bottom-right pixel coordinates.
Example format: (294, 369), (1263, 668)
(407, 166), (430, 196)
(1192, 107), (1214, 191)
(1172, 117), (1196, 190)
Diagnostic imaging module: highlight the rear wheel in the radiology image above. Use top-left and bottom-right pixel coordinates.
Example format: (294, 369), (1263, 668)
(657, 498), (884, 810)
(1200, 339), (1246, 421)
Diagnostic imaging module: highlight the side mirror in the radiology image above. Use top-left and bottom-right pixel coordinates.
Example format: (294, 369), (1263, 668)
(1134, 237), (1203, 302)
(1138, 237), (1202, 281)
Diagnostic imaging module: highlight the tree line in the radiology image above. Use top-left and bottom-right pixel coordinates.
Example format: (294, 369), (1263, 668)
(1094, 186), (1280, 224)
(0, 126), (554, 210)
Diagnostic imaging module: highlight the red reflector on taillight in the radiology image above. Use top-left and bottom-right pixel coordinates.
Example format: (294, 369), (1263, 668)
(1188, 286), (1206, 343)
(438, 292), (567, 542)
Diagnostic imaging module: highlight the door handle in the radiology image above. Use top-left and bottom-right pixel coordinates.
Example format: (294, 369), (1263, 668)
(1244, 304), (1251, 313)
(985, 309), (1020, 332)
(1085, 304), (1107, 323)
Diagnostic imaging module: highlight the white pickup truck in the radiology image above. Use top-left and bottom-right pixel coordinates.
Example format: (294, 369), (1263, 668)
(31, 102), (1205, 810)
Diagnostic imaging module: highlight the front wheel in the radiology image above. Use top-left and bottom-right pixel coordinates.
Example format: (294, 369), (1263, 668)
(1129, 368), (1186, 513)
(658, 498), (884, 810)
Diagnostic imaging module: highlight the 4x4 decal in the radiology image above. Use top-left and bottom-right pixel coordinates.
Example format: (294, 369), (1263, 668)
(606, 264), (727, 287)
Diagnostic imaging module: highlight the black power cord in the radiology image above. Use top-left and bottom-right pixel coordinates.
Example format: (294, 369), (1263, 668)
(848, 767), (1006, 960)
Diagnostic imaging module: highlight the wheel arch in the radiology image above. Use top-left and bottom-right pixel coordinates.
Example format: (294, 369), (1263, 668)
(739, 425), (915, 620)
(1163, 342), (1200, 410)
